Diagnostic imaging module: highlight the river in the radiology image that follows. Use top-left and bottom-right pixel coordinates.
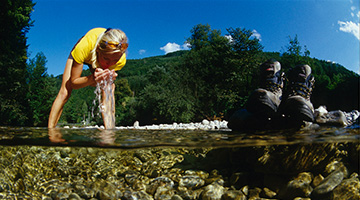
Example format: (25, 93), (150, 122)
(0, 126), (359, 199)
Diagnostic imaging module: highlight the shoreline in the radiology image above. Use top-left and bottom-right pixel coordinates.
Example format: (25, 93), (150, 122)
(65, 119), (231, 131)
(62, 107), (359, 130)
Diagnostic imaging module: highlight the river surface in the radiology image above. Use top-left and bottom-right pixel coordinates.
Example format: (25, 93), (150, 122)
(0, 126), (359, 199)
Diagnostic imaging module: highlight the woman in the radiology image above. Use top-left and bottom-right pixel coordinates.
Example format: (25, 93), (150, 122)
(48, 27), (128, 129)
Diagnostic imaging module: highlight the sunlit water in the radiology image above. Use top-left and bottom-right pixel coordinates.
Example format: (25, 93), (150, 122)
(92, 75), (115, 129)
(0, 126), (359, 199)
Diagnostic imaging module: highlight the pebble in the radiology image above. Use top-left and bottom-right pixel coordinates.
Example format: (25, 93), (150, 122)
(0, 144), (359, 199)
(313, 169), (345, 196)
(75, 119), (232, 131)
(314, 106), (359, 126)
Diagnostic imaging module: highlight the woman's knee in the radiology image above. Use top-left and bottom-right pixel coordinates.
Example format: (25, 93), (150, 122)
(57, 85), (72, 102)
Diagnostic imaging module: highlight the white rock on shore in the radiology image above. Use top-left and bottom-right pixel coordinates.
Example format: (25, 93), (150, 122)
(64, 107), (359, 130)
(115, 120), (230, 131)
(71, 120), (230, 131)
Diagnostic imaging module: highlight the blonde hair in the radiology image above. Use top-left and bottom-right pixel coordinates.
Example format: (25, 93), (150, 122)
(90, 28), (128, 69)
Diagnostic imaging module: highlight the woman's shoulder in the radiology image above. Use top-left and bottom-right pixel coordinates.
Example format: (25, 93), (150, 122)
(85, 27), (107, 36)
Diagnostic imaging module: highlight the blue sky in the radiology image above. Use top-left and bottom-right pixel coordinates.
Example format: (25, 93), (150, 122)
(27, 0), (360, 76)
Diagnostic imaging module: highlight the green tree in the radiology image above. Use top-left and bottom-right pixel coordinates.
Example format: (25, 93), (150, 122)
(187, 23), (212, 50)
(177, 24), (264, 120)
(135, 65), (195, 124)
(114, 78), (135, 125)
(281, 34), (312, 70)
(180, 24), (232, 120)
(226, 27), (264, 102)
(0, 0), (35, 125)
(286, 35), (301, 56)
(26, 52), (55, 126)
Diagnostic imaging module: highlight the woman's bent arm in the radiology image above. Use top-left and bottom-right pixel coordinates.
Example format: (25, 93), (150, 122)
(70, 61), (96, 89)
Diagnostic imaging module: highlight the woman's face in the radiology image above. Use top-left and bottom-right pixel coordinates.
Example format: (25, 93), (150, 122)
(97, 51), (123, 69)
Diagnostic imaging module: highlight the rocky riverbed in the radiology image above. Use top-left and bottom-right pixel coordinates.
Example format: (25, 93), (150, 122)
(0, 141), (359, 199)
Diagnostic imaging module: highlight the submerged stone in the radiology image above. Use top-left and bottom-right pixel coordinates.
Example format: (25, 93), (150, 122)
(331, 173), (360, 200)
(312, 169), (345, 197)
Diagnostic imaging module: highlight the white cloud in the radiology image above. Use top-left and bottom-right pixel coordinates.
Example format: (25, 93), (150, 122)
(139, 49), (146, 55)
(326, 60), (336, 64)
(160, 42), (189, 54)
(338, 21), (360, 40)
(225, 35), (233, 43)
(251, 29), (262, 41)
(160, 42), (180, 54)
(182, 42), (190, 50)
(351, 6), (357, 17)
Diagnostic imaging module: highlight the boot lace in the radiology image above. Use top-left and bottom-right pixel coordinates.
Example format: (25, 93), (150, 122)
(288, 76), (315, 99)
(263, 72), (284, 93)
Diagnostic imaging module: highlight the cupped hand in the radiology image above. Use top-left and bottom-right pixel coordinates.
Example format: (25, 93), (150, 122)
(94, 68), (118, 83)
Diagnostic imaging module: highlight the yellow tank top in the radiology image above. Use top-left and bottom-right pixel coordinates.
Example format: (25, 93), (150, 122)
(71, 28), (126, 71)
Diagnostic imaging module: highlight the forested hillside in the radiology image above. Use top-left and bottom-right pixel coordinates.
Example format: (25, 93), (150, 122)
(1, 1), (358, 127)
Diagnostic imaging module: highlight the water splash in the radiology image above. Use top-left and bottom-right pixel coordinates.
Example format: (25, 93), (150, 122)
(92, 74), (115, 129)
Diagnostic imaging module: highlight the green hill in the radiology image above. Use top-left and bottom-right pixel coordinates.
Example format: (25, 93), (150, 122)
(54, 49), (358, 126)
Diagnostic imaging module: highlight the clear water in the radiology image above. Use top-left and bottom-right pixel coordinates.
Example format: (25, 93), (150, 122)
(0, 126), (359, 199)
(0, 126), (358, 148)
(92, 75), (115, 129)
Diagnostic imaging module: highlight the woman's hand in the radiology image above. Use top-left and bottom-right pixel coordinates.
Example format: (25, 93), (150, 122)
(94, 68), (118, 83)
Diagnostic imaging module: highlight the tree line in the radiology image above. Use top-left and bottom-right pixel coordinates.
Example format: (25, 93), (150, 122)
(1, 0), (358, 127)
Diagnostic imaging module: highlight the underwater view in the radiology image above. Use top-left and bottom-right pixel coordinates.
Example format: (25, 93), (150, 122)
(0, 125), (359, 200)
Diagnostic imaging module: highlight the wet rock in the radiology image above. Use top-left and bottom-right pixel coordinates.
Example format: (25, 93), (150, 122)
(240, 185), (249, 196)
(159, 153), (184, 169)
(68, 193), (82, 200)
(312, 174), (324, 188)
(0, 142), (358, 200)
(315, 110), (348, 126)
(347, 117), (359, 129)
(75, 183), (95, 199)
(154, 185), (175, 200)
(171, 194), (184, 200)
(278, 172), (313, 199)
(324, 160), (348, 176)
(201, 181), (226, 200)
(132, 179), (147, 191)
(147, 176), (174, 195)
(177, 186), (203, 199)
(247, 143), (344, 174)
(248, 187), (262, 200)
(331, 173), (360, 200)
(222, 190), (246, 200)
(135, 149), (157, 163)
(312, 169), (345, 197)
(261, 187), (277, 198)
(314, 106), (359, 126)
(125, 172), (140, 186)
(179, 175), (205, 189)
(123, 189), (153, 200)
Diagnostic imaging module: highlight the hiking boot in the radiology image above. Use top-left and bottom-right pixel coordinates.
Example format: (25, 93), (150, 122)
(278, 64), (315, 126)
(228, 59), (284, 131)
(246, 59), (285, 118)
